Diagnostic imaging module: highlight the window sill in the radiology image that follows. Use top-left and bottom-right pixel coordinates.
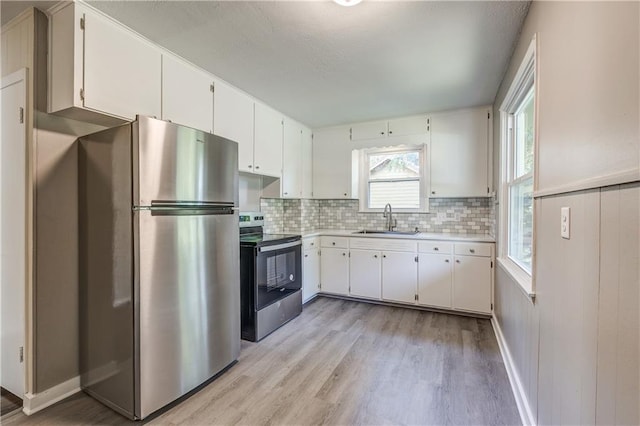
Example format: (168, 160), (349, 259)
(496, 257), (535, 302)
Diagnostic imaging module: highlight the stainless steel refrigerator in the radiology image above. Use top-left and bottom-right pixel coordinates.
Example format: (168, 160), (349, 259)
(78, 116), (240, 420)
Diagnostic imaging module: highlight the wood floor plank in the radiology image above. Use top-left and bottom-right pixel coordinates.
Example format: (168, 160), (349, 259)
(5, 297), (520, 425)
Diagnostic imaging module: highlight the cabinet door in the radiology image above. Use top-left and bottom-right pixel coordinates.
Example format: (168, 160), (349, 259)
(301, 127), (313, 198)
(349, 249), (381, 299)
(313, 127), (352, 198)
(282, 118), (302, 198)
(213, 80), (254, 173)
(430, 107), (489, 197)
(320, 248), (349, 295)
(388, 116), (428, 137)
(254, 102), (283, 178)
(453, 255), (492, 313)
(418, 254), (452, 309)
(381, 251), (417, 304)
(351, 120), (387, 141)
(83, 8), (161, 120)
(161, 54), (213, 133)
(303, 249), (320, 303)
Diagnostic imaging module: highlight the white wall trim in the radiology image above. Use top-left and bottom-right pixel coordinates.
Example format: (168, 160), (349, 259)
(533, 168), (639, 198)
(492, 316), (536, 426)
(22, 376), (80, 416)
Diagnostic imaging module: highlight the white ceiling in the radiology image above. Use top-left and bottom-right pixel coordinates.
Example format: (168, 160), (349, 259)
(3, 1), (530, 128)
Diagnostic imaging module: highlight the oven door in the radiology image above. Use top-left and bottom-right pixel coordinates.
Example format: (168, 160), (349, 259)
(255, 240), (302, 310)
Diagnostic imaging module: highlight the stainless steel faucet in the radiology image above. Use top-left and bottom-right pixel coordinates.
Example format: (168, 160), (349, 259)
(383, 203), (397, 231)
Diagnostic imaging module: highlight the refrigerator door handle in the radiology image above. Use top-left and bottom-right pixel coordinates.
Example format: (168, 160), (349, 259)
(138, 206), (236, 216)
(150, 200), (235, 208)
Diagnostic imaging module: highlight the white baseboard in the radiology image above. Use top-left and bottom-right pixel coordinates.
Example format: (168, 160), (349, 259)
(492, 316), (536, 426)
(22, 376), (81, 416)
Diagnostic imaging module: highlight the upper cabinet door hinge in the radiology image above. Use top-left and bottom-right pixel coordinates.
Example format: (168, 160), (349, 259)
(488, 112), (491, 119)
(491, 261), (494, 268)
(349, 128), (353, 141)
(427, 118), (430, 132)
(19, 107), (24, 124)
(210, 83), (215, 93)
(19, 346), (24, 363)
(414, 256), (418, 263)
(80, 16), (85, 30)
(80, 88), (85, 101)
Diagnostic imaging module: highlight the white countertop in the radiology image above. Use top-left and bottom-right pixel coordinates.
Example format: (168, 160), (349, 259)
(300, 229), (495, 243)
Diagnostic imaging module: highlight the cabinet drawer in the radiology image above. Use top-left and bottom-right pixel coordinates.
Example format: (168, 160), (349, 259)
(350, 238), (416, 252)
(418, 241), (453, 254)
(454, 242), (492, 257)
(321, 236), (349, 249)
(303, 237), (319, 250)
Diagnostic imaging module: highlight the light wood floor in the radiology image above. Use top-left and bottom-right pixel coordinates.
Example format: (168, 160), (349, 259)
(4, 297), (520, 425)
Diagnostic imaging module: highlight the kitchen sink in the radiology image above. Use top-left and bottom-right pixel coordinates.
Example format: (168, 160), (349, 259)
(353, 229), (420, 235)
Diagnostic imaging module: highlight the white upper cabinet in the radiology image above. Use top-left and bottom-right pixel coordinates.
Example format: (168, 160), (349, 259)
(350, 116), (428, 141)
(388, 116), (428, 137)
(430, 106), (491, 197)
(253, 102), (283, 178)
(350, 120), (388, 141)
(301, 127), (313, 198)
(282, 118), (303, 197)
(213, 80), (254, 173)
(49, 2), (161, 124)
(161, 54), (213, 133)
(313, 126), (353, 198)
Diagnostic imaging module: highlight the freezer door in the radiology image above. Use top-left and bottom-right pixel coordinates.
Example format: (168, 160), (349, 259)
(133, 116), (239, 207)
(134, 209), (240, 419)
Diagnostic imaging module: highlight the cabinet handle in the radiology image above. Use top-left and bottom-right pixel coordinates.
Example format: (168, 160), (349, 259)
(456, 259), (461, 263)
(445, 259), (450, 263)
(469, 249), (475, 253)
(434, 247), (439, 251)
(248, 165), (252, 168)
(284, 192), (288, 195)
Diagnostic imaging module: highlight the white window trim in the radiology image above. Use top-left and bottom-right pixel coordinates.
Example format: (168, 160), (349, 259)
(498, 34), (537, 297)
(357, 144), (429, 213)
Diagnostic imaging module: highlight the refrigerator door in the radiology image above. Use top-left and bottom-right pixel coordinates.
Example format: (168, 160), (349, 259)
(133, 116), (239, 207)
(134, 208), (240, 419)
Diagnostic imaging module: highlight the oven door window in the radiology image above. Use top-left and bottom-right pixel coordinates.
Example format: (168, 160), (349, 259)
(256, 245), (301, 310)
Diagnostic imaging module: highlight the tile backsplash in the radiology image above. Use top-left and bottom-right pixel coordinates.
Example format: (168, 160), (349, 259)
(261, 198), (494, 235)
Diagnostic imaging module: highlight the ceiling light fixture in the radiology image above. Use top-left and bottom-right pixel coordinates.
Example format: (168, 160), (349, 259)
(333, 0), (363, 7)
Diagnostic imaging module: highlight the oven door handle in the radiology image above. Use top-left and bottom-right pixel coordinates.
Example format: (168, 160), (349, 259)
(259, 240), (302, 253)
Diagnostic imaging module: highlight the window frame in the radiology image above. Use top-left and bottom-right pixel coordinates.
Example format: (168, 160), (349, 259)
(357, 144), (429, 213)
(498, 35), (537, 296)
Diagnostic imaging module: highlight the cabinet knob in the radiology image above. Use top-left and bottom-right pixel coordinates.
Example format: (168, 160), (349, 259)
(388, 130), (393, 135)
(434, 247), (439, 251)
(383, 255), (387, 258)
(380, 131), (385, 135)
(343, 193), (347, 197)
(445, 259), (450, 263)
(332, 242), (336, 246)
(248, 165), (252, 168)
(342, 253), (346, 256)
(310, 242), (314, 246)
(431, 191), (436, 195)
(374, 255), (378, 258)
(304, 254), (308, 258)
(469, 249), (475, 253)
(255, 166), (260, 170)
(284, 192), (288, 195)
(456, 259), (461, 263)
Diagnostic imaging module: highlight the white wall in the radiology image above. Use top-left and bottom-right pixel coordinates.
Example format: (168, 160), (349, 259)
(493, 2), (639, 425)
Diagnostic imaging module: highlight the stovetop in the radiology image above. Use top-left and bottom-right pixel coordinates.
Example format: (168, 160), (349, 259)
(240, 232), (301, 246)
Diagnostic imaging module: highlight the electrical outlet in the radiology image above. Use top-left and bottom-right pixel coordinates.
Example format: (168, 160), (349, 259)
(561, 207), (570, 239)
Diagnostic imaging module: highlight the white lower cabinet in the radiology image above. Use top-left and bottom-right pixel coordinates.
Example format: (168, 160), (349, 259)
(349, 249), (381, 299)
(319, 248), (350, 296)
(381, 251), (418, 304)
(302, 247), (320, 303)
(452, 255), (492, 313)
(418, 254), (453, 309)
